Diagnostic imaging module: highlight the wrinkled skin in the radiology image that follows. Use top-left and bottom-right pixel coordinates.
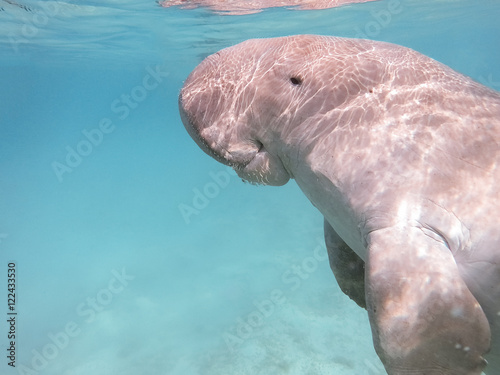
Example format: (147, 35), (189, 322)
(179, 35), (500, 374)
(160, 0), (377, 15)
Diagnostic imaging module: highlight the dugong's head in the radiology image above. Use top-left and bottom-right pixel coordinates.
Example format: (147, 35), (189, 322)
(179, 35), (387, 185)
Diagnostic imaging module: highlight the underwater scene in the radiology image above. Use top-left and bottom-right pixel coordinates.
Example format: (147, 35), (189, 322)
(1, 0), (500, 374)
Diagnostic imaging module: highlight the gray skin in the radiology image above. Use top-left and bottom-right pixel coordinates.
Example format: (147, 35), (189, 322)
(179, 35), (500, 375)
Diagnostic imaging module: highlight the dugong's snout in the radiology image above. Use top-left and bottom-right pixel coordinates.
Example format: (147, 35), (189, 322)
(179, 48), (291, 186)
(178, 51), (258, 168)
(179, 91), (290, 186)
(178, 88), (259, 169)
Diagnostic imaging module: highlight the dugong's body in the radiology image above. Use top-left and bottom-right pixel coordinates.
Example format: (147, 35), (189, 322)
(179, 35), (500, 374)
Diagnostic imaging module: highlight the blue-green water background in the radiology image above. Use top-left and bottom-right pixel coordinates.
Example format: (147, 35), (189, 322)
(0, 0), (499, 374)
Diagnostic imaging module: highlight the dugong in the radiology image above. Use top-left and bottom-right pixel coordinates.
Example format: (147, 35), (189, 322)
(178, 35), (500, 374)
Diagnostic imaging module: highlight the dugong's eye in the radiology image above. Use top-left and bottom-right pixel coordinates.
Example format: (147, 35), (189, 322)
(290, 76), (302, 86)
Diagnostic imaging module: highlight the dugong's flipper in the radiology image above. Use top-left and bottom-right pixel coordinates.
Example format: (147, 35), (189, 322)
(367, 227), (491, 374)
(324, 219), (366, 308)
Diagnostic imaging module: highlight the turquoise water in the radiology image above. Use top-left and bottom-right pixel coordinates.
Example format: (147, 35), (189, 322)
(0, 0), (499, 374)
